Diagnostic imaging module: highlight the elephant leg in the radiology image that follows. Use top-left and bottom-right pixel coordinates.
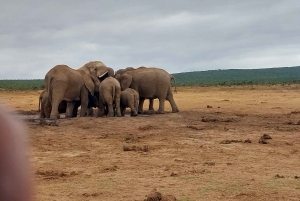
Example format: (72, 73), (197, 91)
(121, 106), (126, 116)
(80, 102), (88, 117)
(138, 98), (145, 114)
(44, 101), (51, 118)
(156, 98), (165, 114)
(166, 88), (179, 113)
(72, 106), (78, 117)
(40, 101), (47, 118)
(130, 106), (138, 117)
(49, 86), (66, 119)
(97, 106), (105, 117)
(148, 99), (154, 111)
(115, 94), (121, 117)
(40, 108), (45, 119)
(65, 101), (75, 118)
(50, 99), (62, 119)
(86, 108), (94, 117)
(107, 103), (114, 117)
(129, 100), (138, 116)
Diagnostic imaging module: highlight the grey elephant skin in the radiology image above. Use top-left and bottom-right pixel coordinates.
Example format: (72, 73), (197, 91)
(78, 61), (114, 81)
(44, 64), (100, 119)
(120, 88), (139, 116)
(98, 77), (121, 117)
(115, 67), (179, 114)
(38, 90), (98, 119)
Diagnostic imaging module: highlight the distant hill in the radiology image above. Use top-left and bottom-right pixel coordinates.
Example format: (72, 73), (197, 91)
(172, 66), (300, 86)
(1, 66), (300, 90)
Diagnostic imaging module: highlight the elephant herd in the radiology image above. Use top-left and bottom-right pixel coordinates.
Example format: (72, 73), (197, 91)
(39, 61), (179, 119)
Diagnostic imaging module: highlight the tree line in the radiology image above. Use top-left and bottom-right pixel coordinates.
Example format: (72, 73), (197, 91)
(1, 66), (300, 90)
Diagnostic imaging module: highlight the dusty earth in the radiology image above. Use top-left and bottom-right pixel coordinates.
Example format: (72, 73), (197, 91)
(1, 85), (300, 201)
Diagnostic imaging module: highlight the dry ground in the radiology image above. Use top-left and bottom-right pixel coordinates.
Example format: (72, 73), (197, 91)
(1, 85), (300, 200)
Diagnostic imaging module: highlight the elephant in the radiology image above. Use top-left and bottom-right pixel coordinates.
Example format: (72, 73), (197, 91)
(147, 74), (177, 112)
(114, 67), (135, 76)
(120, 88), (139, 116)
(78, 61), (114, 82)
(98, 77), (121, 117)
(38, 90), (98, 118)
(115, 67), (179, 114)
(44, 64), (100, 119)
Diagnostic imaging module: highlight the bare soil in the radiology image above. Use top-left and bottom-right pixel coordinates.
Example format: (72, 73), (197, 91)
(1, 85), (300, 201)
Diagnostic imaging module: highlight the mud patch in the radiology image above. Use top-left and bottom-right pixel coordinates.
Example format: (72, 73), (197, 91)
(220, 140), (243, 144)
(138, 124), (157, 130)
(187, 125), (204, 130)
(36, 170), (81, 180)
(144, 189), (177, 201)
(123, 145), (149, 152)
(201, 115), (238, 122)
(15, 110), (39, 115)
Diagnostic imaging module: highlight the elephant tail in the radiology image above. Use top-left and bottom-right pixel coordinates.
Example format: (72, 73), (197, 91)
(38, 95), (41, 112)
(170, 75), (177, 93)
(111, 86), (116, 102)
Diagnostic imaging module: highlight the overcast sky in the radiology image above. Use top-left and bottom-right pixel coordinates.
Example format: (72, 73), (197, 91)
(1, 0), (300, 79)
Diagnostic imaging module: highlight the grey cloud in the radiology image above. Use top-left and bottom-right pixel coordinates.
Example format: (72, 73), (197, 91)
(0, 0), (300, 79)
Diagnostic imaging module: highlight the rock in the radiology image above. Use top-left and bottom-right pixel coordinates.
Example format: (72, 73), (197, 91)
(170, 171), (179, 176)
(144, 190), (162, 201)
(244, 139), (251, 143)
(161, 194), (177, 201)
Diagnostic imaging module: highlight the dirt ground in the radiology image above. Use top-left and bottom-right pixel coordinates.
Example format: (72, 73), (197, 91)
(1, 85), (300, 201)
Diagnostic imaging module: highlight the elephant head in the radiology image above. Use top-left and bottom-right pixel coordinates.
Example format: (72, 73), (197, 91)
(115, 73), (133, 91)
(115, 67), (135, 77)
(78, 61), (114, 81)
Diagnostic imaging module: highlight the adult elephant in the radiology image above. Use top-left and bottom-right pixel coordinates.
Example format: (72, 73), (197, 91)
(115, 67), (179, 114)
(115, 67), (178, 113)
(44, 65), (100, 119)
(147, 74), (177, 112)
(78, 61), (114, 81)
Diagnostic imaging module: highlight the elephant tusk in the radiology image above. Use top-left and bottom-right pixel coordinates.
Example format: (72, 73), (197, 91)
(98, 71), (108, 78)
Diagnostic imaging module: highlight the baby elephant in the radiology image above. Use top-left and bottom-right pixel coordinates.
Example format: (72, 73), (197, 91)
(120, 88), (139, 116)
(98, 77), (121, 117)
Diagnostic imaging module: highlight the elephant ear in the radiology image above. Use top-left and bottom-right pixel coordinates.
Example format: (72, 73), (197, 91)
(119, 74), (132, 91)
(83, 74), (96, 96)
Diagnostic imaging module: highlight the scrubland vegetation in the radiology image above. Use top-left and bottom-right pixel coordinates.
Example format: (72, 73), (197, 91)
(1, 66), (300, 90)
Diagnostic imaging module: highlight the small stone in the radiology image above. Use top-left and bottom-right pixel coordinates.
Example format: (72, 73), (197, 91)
(259, 139), (268, 144)
(262, 134), (272, 139)
(170, 171), (179, 176)
(244, 139), (251, 143)
(274, 174), (285, 179)
(203, 162), (215, 166)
